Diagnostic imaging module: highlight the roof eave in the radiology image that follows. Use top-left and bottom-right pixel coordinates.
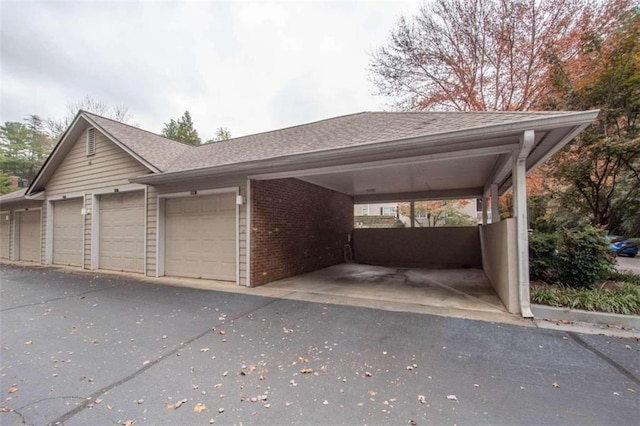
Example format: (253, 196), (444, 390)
(132, 110), (599, 186)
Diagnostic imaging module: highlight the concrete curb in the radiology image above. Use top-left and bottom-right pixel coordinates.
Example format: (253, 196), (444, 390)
(531, 304), (640, 330)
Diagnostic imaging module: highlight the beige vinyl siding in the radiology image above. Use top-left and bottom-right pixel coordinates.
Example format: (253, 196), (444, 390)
(46, 129), (150, 197)
(155, 176), (248, 284)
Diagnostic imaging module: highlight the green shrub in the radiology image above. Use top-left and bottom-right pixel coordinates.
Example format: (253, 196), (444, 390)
(554, 226), (614, 289)
(531, 283), (640, 315)
(529, 233), (558, 281)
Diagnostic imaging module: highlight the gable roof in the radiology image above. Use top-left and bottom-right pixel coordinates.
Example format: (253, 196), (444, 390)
(165, 111), (591, 173)
(83, 112), (193, 171)
(27, 111), (192, 194)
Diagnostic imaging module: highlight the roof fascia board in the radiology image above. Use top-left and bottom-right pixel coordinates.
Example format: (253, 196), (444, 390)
(133, 110), (599, 185)
(354, 187), (484, 203)
(249, 143), (520, 181)
(81, 114), (160, 173)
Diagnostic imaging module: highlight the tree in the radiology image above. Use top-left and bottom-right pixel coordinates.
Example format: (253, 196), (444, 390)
(162, 111), (201, 146)
(206, 127), (232, 143)
(542, 9), (640, 235)
(398, 200), (476, 227)
(0, 173), (13, 195)
(370, 0), (630, 111)
(0, 115), (54, 183)
(46, 95), (135, 138)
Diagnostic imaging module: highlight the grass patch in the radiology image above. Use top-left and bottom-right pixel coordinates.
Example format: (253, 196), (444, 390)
(531, 282), (640, 315)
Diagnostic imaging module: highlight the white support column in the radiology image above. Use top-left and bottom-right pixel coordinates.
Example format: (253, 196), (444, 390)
(481, 196), (488, 225)
(514, 130), (535, 318)
(490, 183), (499, 223)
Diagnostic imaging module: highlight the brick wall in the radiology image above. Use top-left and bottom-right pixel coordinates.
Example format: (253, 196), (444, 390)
(251, 178), (353, 286)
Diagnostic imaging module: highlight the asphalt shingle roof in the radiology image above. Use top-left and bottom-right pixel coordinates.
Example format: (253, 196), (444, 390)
(166, 111), (573, 172)
(84, 112), (194, 172)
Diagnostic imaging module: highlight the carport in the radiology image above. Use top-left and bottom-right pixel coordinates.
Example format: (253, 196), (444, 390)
(243, 111), (598, 317)
(131, 110), (598, 317)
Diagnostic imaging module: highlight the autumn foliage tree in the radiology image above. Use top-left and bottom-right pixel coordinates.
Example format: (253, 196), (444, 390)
(542, 9), (640, 235)
(370, 0), (630, 111)
(398, 200), (476, 227)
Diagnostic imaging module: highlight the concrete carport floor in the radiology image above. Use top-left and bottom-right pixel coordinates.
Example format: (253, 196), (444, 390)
(263, 263), (528, 326)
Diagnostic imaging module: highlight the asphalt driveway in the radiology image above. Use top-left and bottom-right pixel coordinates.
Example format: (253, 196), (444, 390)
(1, 264), (639, 425)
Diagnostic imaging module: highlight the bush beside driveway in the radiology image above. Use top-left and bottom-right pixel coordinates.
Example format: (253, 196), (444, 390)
(1, 264), (639, 425)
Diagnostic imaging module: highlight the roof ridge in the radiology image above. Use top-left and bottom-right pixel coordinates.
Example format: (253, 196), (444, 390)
(80, 110), (195, 148)
(367, 110), (568, 115)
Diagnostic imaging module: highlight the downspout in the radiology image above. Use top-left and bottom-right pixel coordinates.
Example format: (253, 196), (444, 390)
(514, 130), (535, 318)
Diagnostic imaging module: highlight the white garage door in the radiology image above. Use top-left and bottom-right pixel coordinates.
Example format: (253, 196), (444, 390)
(17, 210), (40, 262)
(0, 212), (9, 258)
(99, 191), (145, 273)
(165, 193), (236, 281)
(53, 198), (83, 266)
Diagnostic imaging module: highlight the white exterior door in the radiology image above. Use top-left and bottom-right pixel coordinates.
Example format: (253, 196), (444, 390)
(53, 198), (83, 266)
(164, 193), (236, 281)
(17, 210), (40, 262)
(99, 191), (145, 273)
(0, 212), (9, 258)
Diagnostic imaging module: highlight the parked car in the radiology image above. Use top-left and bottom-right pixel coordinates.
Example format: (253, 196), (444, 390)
(607, 235), (638, 258)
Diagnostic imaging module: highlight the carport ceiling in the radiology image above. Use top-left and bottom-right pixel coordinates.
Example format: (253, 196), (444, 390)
(299, 154), (498, 200)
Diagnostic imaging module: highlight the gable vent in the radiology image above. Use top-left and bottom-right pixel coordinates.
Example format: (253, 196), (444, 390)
(86, 128), (96, 156)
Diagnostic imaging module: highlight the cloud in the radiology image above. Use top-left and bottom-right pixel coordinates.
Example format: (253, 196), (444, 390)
(0, 0), (421, 140)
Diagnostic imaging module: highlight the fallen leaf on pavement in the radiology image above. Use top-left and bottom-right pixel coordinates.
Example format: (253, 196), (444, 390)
(445, 395), (458, 401)
(200, 348), (210, 353)
(8, 386), (17, 394)
(193, 403), (207, 412)
(24, 341), (32, 345)
(122, 421), (135, 426)
(300, 368), (313, 374)
(552, 382), (559, 388)
(218, 408), (224, 413)
(628, 388), (636, 393)
(219, 330), (226, 336)
(409, 420), (417, 425)
(364, 372), (372, 377)
(417, 395), (427, 404)
(0, 407), (9, 413)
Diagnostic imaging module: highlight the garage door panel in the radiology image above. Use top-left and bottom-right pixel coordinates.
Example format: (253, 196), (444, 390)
(18, 210), (40, 262)
(99, 191), (144, 273)
(0, 212), (9, 258)
(165, 193), (236, 281)
(53, 199), (83, 266)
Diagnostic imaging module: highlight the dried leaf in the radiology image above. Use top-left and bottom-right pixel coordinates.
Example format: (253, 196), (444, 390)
(409, 421), (417, 425)
(445, 395), (458, 401)
(552, 382), (559, 388)
(24, 341), (32, 345)
(0, 407), (9, 413)
(214, 383), (222, 388)
(8, 386), (18, 394)
(200, 348), (210, 353)
(417, 395), (427, 404)
(628, 388), (636, 393)
(300, 368), (313, 374)
(218, 408), (224, 413)
(219, 330), (226, 336)
(364, 372), (372, 377)
(193, 403), (207, 412)
(122, 421), (136, 426)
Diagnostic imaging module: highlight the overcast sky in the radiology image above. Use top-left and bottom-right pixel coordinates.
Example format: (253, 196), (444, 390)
(0, 0), (421, 140)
